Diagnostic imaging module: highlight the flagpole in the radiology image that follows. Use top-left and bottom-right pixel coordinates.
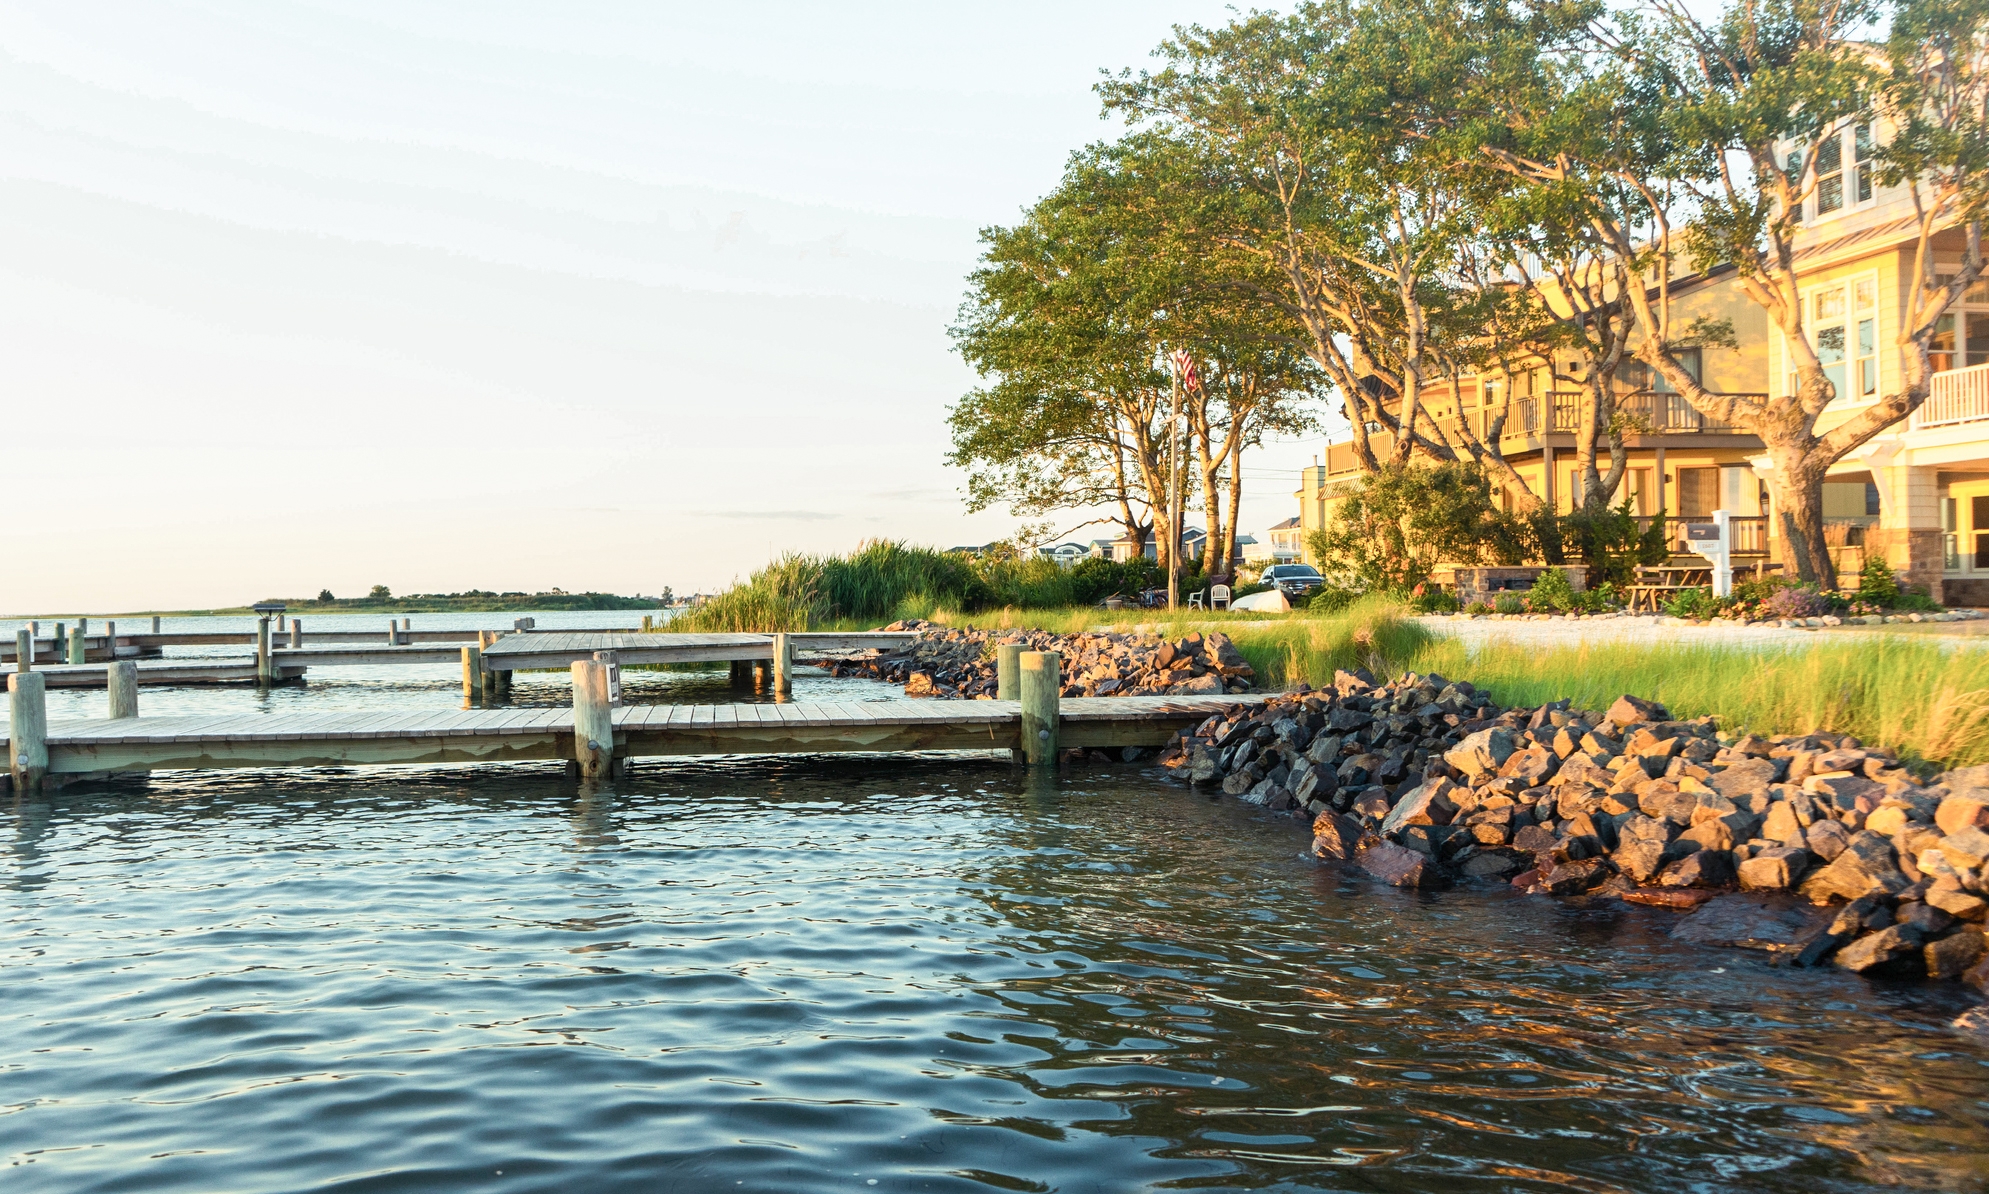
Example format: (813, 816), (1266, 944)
(1168, 366), (1182, 612)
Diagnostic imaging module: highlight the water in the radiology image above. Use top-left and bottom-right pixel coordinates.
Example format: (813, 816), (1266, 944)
(5, 616), (1989, 1191)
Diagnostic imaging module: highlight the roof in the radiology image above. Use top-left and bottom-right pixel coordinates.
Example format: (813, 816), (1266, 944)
(1267, 517), (1301, 530)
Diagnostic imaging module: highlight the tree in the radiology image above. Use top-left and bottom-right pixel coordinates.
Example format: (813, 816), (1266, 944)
(317, 589), (334, 602)
(1308, 460), (1533, 593)
(1499, 0), (1989, 581)
(368, 585), (391, 600)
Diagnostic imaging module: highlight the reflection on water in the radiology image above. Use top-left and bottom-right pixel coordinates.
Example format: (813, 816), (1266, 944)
(4, 758), (1986, 1193)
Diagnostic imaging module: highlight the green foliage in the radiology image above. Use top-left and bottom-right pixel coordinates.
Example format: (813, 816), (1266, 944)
(1858, 554), (1901, 607)
(1409, 588), (1462, 614)
(1663, 586), (1719, 619)
(1558, 500), (1670, 588)
(1308, 462), (1532, 595)
(368, 585), (391, 600)
(1066, 555), (1162, 605)
(1525, 566), (1577, 613)
(317, 589), (334, 602)
(1309, 586), (1362, 613)
(1493, 593), (1526, 615)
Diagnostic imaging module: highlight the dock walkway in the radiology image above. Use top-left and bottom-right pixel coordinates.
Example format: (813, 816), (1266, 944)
(477, 631), (915, 671)
(5, 695), (1248, 779)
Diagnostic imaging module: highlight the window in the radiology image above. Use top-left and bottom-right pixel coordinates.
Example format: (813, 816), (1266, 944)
(1650, 347), (1702, 393)
(1816, 132), (1844, 214)
(1855, 278), (1877, 397)
(1933, 314), (1958, 373)
(1865, 482), (1882, 516)
(1785, 151), (1805, 223)
(1853, 124), (1874, 202)
(1815, 286), (1848, 400)
(1677, 468), (1717, 517)
(1976, 495), (1989, 571)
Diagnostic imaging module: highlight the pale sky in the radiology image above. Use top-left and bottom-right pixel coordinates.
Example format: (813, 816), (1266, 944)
(2, 1), (1326, 613)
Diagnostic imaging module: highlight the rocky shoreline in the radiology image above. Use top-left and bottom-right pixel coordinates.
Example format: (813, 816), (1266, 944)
(819, 619), (1257, 698)
(1152, 671), (1989, 985)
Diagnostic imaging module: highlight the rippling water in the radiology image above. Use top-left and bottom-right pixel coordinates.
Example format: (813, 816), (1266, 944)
(8, 750), (1989, 1193)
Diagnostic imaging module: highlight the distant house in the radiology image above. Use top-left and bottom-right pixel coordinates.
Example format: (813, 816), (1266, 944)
(1266, 517), (1305, 562)
(1038, 542), (1088, 566)
(946, 544), (992, 557)
(1238, 534), (1272, 564)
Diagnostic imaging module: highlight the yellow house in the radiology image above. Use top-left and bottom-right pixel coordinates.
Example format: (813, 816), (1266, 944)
(1297, 116), (1989, 606)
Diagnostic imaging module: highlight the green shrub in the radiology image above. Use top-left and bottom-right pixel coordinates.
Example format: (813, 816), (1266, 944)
(1310, 586), (1363, 613)
(1664, 585), (1719, 619)
(1493, 593), (1525, 614)
(1895, 587), (1943, 612)
(1526, 567), (1577, 612)
(1464, 601), (1492, 615)
(1858, 554), (1900, 607)
(1408, 588), (1461, 613)
(1307, 461), (1532, 594)
(1559, 500), (1670, 587)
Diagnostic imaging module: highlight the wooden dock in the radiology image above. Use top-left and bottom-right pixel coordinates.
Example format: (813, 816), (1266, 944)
(29, 660), (310, 688)
(477, 631), (915, 671)
(4, 695), (1247, 779)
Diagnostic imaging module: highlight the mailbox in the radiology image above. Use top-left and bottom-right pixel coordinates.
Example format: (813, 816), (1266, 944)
(1685, 511), (1734, 596)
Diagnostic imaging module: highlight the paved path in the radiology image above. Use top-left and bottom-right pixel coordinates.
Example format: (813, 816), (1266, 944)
(1416, 613), (1989, 653)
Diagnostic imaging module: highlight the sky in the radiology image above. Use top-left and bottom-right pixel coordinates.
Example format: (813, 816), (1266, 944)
(1, 0), (1331, 613)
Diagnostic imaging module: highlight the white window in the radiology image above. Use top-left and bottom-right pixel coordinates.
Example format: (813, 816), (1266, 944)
(1793, 273), (1880, 401)
(1794, 124), (1879, 221)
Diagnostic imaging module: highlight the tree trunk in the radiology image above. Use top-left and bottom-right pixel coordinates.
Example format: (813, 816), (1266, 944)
(1767, 438), (1833, 587)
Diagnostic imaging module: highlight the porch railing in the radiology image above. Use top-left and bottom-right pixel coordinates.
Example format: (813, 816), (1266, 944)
(1634, 514), (1771, 556)
(1914, 362), (1989, 429)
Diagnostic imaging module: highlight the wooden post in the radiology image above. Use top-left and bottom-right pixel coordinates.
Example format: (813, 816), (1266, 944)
(291, 619), (303, 648)
(571, 660), (613, 779)
(641, 614), (654, 632)
(108, 661), (138, 719)
(387, 620), (397, 646)
(256, 616), (273, 685)
(15, 629), (31, 673)
(462, 646), (483, 704)
(106, 620), (116, 661)
(593, 650), (623, 707)
(729, 660), (752, 689)
(151, 615), (160, 633)
(10, 671), (48, 792)
(1019, 650), (1060, 767)
(996, 643), (1022, 700)
(771, 633), (792, 696)
(53, 623), (66, 661)
(66, 625), (84, 665)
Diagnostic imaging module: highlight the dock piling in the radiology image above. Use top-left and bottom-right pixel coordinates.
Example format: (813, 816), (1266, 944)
(106, 620), (116, 661)
(571, 660), (614, 779)
(771, 633), (792, 696)
(9, 672), (47, 792)
(996, 643), (1022, 700)
(729, 660), (752, 689)
(1019, 651), (1060, 767)
(66, 625), (84, 666)
(593, 651), (624, 707)
(108, 661), (138, 719)
(14, 630), (31, 673)
(256, 617), (273, 686)
(151, 616), (160, 633)
(291, 619), (303, 648)
(462, 646), (483, 705)
(53, 623), (66, 661)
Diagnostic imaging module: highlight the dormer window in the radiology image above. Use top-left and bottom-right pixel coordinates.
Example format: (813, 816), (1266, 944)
(1817, 134), (1844, 214)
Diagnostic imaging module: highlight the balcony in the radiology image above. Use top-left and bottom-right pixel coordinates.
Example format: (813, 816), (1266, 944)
(1914, 362), (1989, 430)
(1502, 391), (1748, 439)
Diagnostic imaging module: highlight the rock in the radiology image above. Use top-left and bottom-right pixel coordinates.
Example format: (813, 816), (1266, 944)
(1927, 887), (1988, 921)
(1543, 857), (1611, 894)
(1499, 743), (1558, 784)
(1553, 754), (1614, 791)
(1760, 801), (1806, 846)
(1939, 826), (1989, 870)
(1805, 819), (1851, 861)
(1863, 805), (1911, 837)
(1607, 694), (1670, 726)
(1800, 830), (1911, 901)
(1929, 930), (1988, 980)
(1351, 791), (1392, 821)
(1710, 757), (1784, 800)
(1379, 777), (1458, 835)
(1658, 849), (1735, 888)
(1621, 888), (1718, 909)
(1737, 847), (1811, 891)
(1806, 771), (1886, 809)
(1832, 925), (1925, 975)
(1613, 838), (1668, 883)
(1512, 824), (1558, 854)
(1188, 748), (1220, 786)
(1220, 770), (1259, 797)
(1459, 849), (1528, 879)
(1311, 812), (1364, 860)
(1170, 673), (1224, 695)
(1444, 728), (1516, 781)
(1354, 840), (1450, 888)
(1671, 895), (1834, 950)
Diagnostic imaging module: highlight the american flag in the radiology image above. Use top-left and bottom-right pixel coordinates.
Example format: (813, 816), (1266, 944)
(1170, 349), (1200, 393)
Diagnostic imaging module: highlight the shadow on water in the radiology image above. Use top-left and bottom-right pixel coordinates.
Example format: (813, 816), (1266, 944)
(4, 755), (1988, 1193)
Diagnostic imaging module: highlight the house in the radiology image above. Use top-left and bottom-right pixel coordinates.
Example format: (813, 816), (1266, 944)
(1294, 119), (1989, 605)
(1265, 518), (1305, 562)
(1086, 529), (1210, 563)
(1238, 534), (1271, 563)
(1037, 542), (1088, 566)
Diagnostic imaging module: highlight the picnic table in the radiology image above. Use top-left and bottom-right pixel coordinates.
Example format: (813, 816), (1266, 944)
(1624, 562), (1783, 611)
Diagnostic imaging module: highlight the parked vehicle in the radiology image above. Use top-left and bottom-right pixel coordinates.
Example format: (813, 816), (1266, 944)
(1260, 564), (1325, 600)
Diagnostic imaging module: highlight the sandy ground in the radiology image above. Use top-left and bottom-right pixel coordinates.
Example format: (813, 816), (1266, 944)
(1415, 613), (1989, 653)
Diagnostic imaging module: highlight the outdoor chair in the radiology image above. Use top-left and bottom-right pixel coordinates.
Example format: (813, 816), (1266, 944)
(1187, 591), (1205, 609)
(1210, 584), (1231, 610)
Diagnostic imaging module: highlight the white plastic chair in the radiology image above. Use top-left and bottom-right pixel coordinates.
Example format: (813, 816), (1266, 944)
(1210, 584), (1231, 610)
(1188, 591), (1205, 609)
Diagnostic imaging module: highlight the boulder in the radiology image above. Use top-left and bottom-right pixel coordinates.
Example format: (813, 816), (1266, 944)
(1799, 830), (1911, 901)
(1671, 895), (1834, 950)
(1832, 925), (1924, 975)
(1805, 819), (1851, 861)
(1737, 847), (1811, 891)
(1459, 849), (1528, 879)
(1607, 694), (1670, 726)
(1927, 887), (1988, 921)
(1658, 849), (1736, 888)
(1170, 673), (1225, 696)
(1444, 728), (1516, 781)
(1927, 930), (1988, 980)
(1939, 826), (1989, 871)
(1512, 824), (1558, 854)
(1760, 801), (1806, 847)
(1613, 838), (1668, 883)
(1311, 812), (1364, 860)
(1379, 777), (1458, 835)
(1354, 840), (1450, 889)
(1543, 858), (1612, 895)
(1499, 743), (1558, 785)
(1806, 771), (1886, 809)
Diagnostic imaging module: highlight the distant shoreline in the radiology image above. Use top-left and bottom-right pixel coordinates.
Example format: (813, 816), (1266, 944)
(4, 593), (668, 619)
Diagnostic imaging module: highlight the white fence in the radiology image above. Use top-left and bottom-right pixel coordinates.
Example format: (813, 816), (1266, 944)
(1916, 362), (1989, 429)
